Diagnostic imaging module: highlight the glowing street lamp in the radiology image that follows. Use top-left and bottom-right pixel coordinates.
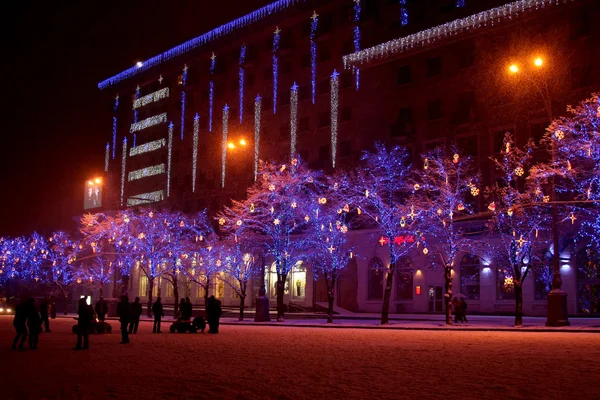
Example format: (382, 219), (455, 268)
(534, 57), (543, 67)
(239, 139), (247, 146)
(508, 64), (519, 74)
(228, 142), (236, 150)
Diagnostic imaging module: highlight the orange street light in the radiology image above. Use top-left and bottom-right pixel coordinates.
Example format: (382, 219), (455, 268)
(508, 64), (519, 74)
(94, 178), (102, 184)
(534, 57), (543, 67)
(88, 181), (94, 186)
(227, 142), (236, 150)
(239, 139), (247, 146)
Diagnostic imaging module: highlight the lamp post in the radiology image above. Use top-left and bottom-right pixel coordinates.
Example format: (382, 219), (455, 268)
(507, 56), (569, 326)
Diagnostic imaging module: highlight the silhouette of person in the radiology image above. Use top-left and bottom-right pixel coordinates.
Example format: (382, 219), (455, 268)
(27, 298), (41, 350)
(117, 295), (131, 344)
(12, 298), (28, 351)
(40, 297), (50, 332)
(178, 298), (186, 320)
(460, 298), (468, 323)
(95, 296), (108, 322)
(129, 297), (142, 334)
(185, 297), (193, 319)
(74, 298), (92, 350)
(206, 295), (222, 334)
(152, 297), (164, 333)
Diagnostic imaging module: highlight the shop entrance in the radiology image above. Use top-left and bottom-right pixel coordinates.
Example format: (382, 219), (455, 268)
(428, 286), (443, 312)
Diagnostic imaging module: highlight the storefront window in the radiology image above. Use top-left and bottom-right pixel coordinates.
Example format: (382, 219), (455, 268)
(195, 282), (206, 299)
(139, 275), (158, 298)
(267, 263), (289, 298)
(395, 257), (413, 300)
(460, 254), (480, 300)
(215, 272), (225, 298)
(496, 260), (515, 300)
(368, 257), (384, 300)
(576, 248), (600, 314)
(290, 262), (307, 298)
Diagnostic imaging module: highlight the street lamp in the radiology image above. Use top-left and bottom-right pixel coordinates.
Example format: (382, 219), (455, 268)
(506, 55), (569, 326)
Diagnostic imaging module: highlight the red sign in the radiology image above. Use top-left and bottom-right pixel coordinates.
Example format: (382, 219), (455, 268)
(378, 235), (415, 246)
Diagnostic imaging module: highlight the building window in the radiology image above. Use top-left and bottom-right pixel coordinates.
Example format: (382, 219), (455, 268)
(279, 91), (290, 107)
(299, 116), (310, 132)
(299, 84), (310, 101)
(340, 141), (352, 157)
(139, 275), (158, 298)
(534, 254), (553, 301)
(167, 283), (175, 297)
(395, 257), (413, 300)
(426, 56), (442, 77)
(215, 272), (225, 298)
(496, 260), (515, 300)
(195, 279), (207, 299)
(454, 91), (475, 123)
(318, 13), (333, 35)
(300, 53), (311, 69)
(263, 67), (272, 81)
(458, 47), (475, 69)
(291, 262), (307, 298)
(493, 129), (514, 154)
(319, 78), (329, 95)
(427, 99), (443, 120)
(459, 254), (480, 300)
(576, 248), (600, 314)
(318, 46), (331, 62)
(391, 106), (413, 138)
(368, 257), (385, 300)
(456, 135), (478, 159)
(318, 111), (330, 128)
(397, 64), (412, 85)
(281, 60), (292, 74)
(341, 107), (352, 122)
(341, 73), (352, 89)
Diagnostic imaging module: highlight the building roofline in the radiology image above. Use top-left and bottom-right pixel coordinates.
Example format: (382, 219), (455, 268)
(343, 0), (579, 70)
(98, 0), (307, 91)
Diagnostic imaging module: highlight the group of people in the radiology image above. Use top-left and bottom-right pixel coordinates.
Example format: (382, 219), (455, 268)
(12, 297), (51, 351)
(452, 297), (468, 323)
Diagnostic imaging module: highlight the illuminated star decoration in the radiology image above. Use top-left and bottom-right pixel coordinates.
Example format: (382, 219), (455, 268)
(330, 70), (339, 168)
(310, 11), (318, 104)
(158, 75), (163, 84)
(516, 235), (527, 248)
(290, 82), (298, 159)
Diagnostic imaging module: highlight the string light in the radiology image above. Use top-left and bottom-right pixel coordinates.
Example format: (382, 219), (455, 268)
(129, 138), (166, 156)
(273, 27), (280, 114)
(209, 53), (216, 132)
(344, 0), (571, 69)
(128, 164), (166, 182)
(112, 117), (117, 160)
(192, 113), (199, 192)
(98, 0), (305, 90)
(331, 70), (339, 168)
(290, 83), (298, 159)
(353, 0), (362, 90)
(133, 134), (136, 147)
(310, 11), (318, 104)
(254, 95), (261, 181)
(130, 113), (168, 133)
(222, 105), (229, 188)
(127, 190), (165, 207)
(239, 45), (246, 123)
(167, 122), (174, 196)
(105, 143), (110, 172)
(181, 65), (188, 140)
(121, 138), (127, 206)
(456, 0), (465, 7)
(400, 0), (408, 26)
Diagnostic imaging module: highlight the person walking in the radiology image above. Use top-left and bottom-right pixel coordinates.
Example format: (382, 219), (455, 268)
(40, 297), (51, 332)
(95, 296), (108, 322)
(117, 295), (131, 344)
(12, 298), (28, 351)
(206, 295), (222, 334)
(74, 298), (92, 350)
(460, 298), (468, 323)
(152, 297), (164, 333)
(129, 297), (142, 334)
(452, 297), (462, 323)
(26, 298), (41, 350)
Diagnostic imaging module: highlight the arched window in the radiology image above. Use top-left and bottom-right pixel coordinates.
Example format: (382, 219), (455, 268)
(395, 257), (413, 300)
(290, 262), (307, 298)
(496, 258), (515, 300)
(459, 254), (480, 300)
(576, 248), (600, 314)
(368, 257), (385, 300)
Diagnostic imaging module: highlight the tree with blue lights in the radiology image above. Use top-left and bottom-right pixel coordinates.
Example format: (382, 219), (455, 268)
(183, 235), (224, 311)
(47, 231), (78, 314)
(22, 232), (49, 291)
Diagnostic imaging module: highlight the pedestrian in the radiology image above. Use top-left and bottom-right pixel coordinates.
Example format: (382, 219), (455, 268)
(460, 298), (468, 323)
(95, 296), (108, 322)
(40, 297), (50, 332)
(206, 295), (222, 334)
(74, 298), (92, 350)
(152, 297), (164, 333)
(117, 295), (131, 344)
(12, 298), (28, 351)
(26, 298), (41, 350)
(184, 297), (193, 320)
(179, 298), (186, 320)
(129, 297), (142, 334)
(452, 297), (462, 323)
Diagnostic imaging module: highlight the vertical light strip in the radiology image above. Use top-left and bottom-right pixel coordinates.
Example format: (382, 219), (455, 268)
(254, 95), (261, 181)
(353, 0), (362, 90)
(273, 27), (280, 115)
(133, 134), (137, 147)
(290, 83), (298, 159)
(121, 138), (127, 207)
(209, 54), (216, 132)
(167, 122), (174, 197)
(239, 46), (246, 124)
(310, 11), (318, 104)
(181, 65), (188, 140)
(133, 86), (140, 123)
(192, 113), (199, 193)
(331, 70), (339, 168)
(222, 105), (229, 188)
(456, 0), (465, 7)
(112, 116), (117, 160)
(400, 0), (408, 26)
(105, 143), (110, 172)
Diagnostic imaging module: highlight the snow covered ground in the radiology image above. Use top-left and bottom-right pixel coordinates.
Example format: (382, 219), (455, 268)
(1, 316), (599, 400)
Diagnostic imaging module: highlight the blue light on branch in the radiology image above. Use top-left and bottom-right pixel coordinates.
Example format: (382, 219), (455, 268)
(98, 0), (307, 90)
(310, 11), (318, 104)
(239, 46), (246, 124)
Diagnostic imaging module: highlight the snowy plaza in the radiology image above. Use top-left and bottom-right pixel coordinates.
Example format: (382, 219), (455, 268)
(1, 316), (600, 400)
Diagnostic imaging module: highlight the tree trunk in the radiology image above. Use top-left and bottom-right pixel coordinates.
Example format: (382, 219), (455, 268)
(515, 282), (523, 327)
(444, 264), (453, 326)
(173, 277), (179, 320)
(276, 275), (286, 322)
(121, 275), (130, 296)
(147, 278), (154, 318)
(99, 285), (104, 298)
(63, 291), (69, 315)
(327, 277), (336, 323)
(204, 277), (210, 317)
(381, 251), (395, 325)
(239, 295), (246, 321)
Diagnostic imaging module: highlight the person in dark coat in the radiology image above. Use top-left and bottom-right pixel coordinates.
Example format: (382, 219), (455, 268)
(12, 299), (28, 351)
(117, 295), (131, 344)
(40, 297), (50, 332)
(460, 298), (468, 323)
(152, 297), (164, 333)
(129, 297), (142, 334)
(206, 295), (222, 334)
(185, 297), (193, 319)
(26, 298), (41, 350)
(452, 297), (462, 323)
(178, 298), (186, 319)
(95, 296), (108, 322)
(74, 298), (92, 350)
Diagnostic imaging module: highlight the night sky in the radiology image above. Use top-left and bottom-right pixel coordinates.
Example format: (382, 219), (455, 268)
(2, 0), (267, 237)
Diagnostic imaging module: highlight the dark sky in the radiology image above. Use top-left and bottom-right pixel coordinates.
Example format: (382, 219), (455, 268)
(1, 0), (267, 237)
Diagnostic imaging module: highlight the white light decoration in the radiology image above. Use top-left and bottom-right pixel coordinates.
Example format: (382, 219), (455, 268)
(290, 83), (298, 159)
(343, 0), (575, 69)
(130, 113), (168, 133)
(127, 190), (165, 206)
(120, 138), (127, 206)
(192, 113), (199, 192)
(133, 88), (169, 109)
(331, 70), (339, 168)
(128, 164), (166, 182)
(209, 53), (216, 132)
(167, 122), (174, 196)
(222, 105), (229, 188)
(105, 143), (110, 172)
(254, 95), (261, 181)
(129, 138), (167, 156)
(310, 11), (318, 104)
